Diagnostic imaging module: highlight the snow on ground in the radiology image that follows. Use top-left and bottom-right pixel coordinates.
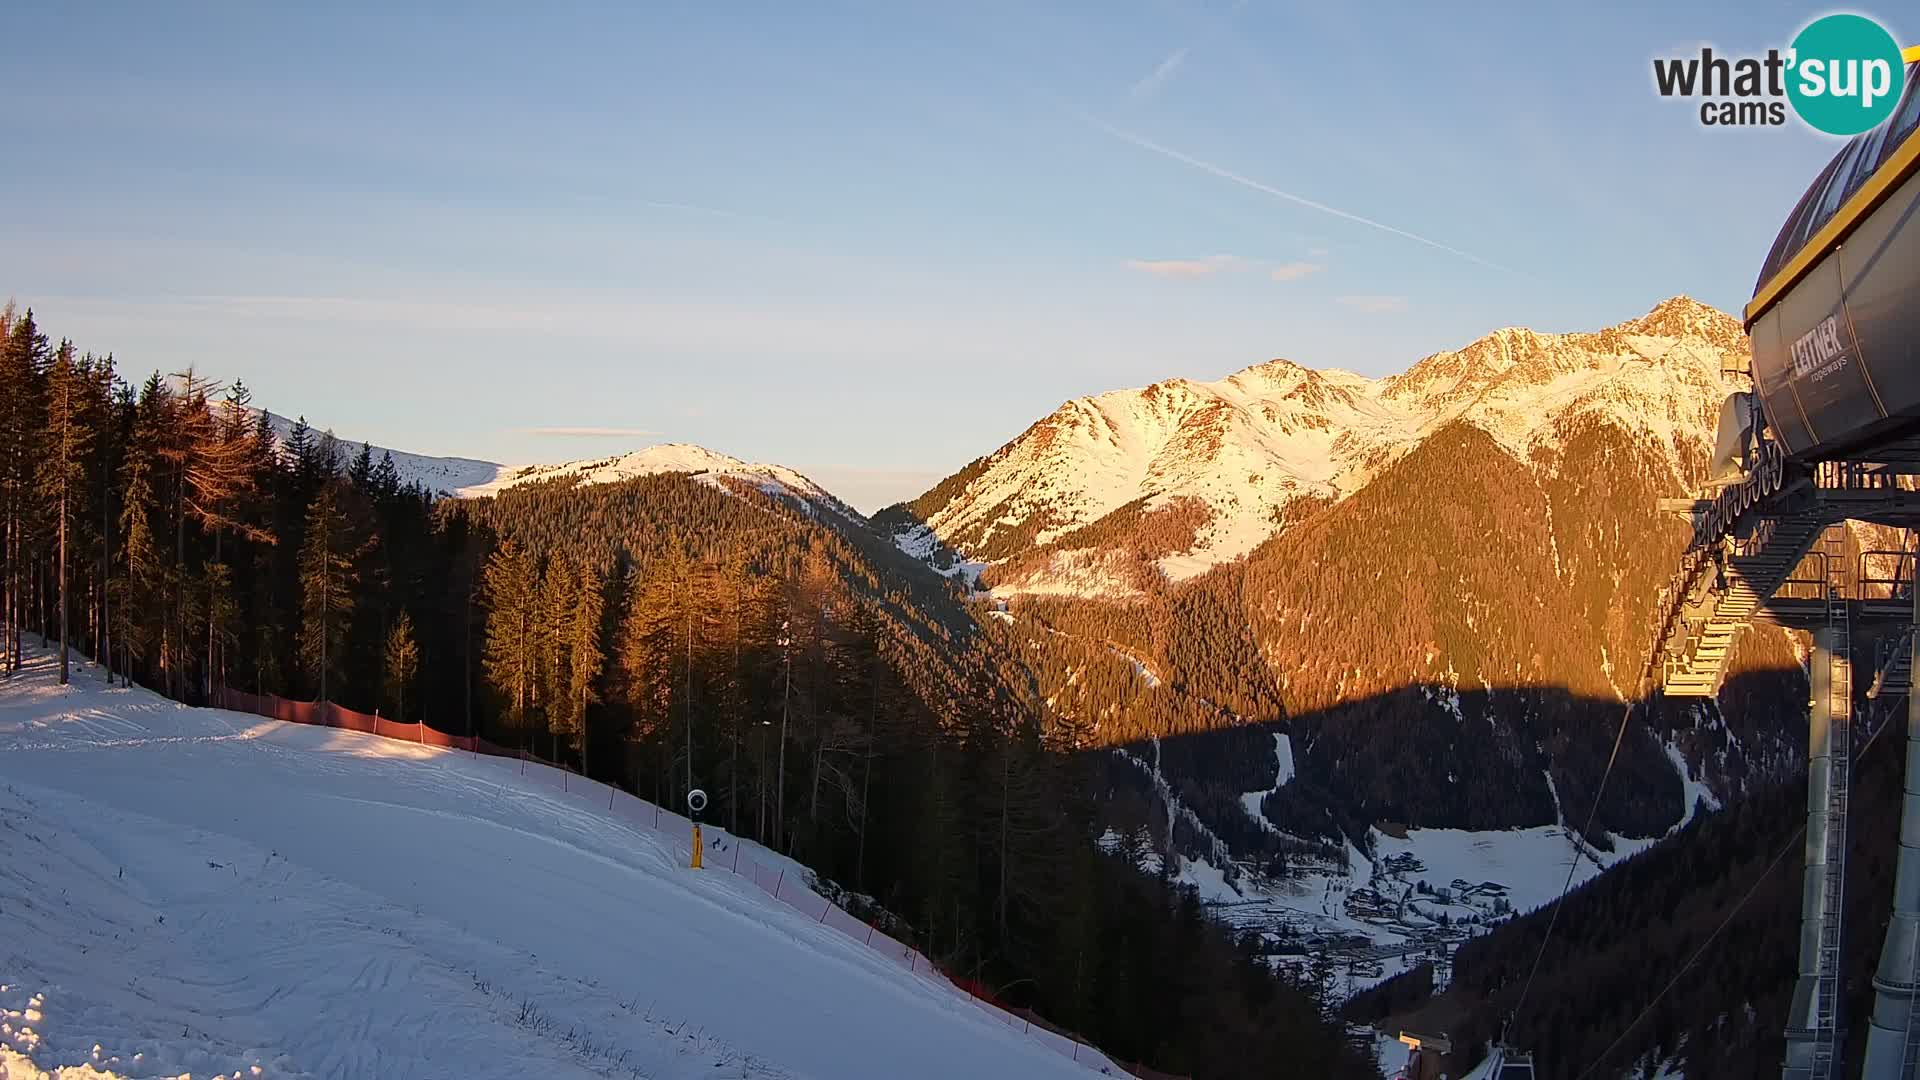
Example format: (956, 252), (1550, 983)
(1664, 740), (1722, 834)
(1237, 733), (1294, 833)
(0, 650), (1108, 1080)
(888, 524), (985, 588)
(1369, 824), (1643, 918)
(1105, 645), (1161, 689)
(1171, 856), (1243, 904)
(253, 409), (505, 498)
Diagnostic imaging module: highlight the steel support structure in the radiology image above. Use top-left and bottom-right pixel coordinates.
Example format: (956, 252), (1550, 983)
(1861, 575), (1920, 1078)
(1785, 591), (1851, 1080)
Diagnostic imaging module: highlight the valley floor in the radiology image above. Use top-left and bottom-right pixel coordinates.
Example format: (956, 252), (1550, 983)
(0, 649), (1104, 1080)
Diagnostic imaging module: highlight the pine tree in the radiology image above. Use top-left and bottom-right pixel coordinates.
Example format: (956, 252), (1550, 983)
(618, 555), (688, 802)
(87, 354), (122, 681)
(481, 540), (538, 736)
(383, 609), (419, 722)
(297, 480), (357, 700)
(0, 309), (50, 674)
(313, 433), (343, 484)
(202, 559), (238, 696)
(370, 451), (401, 503)
(285, 416), (317, 499)
(40, 341), (93, 684)
(114, 374), (166, 686)
(348, 441), (374, 490)
(539, 554), (577, 758)
(567, 559), (607, 774)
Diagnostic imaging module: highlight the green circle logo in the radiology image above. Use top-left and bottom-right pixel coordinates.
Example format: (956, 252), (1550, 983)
(1787, 14), (1907, 135)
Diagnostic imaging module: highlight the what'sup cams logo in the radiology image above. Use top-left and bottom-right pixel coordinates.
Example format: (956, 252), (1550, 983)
(1654, 13), (1915, 134)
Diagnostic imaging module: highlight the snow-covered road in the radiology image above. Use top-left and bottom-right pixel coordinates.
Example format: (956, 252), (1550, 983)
(0, 650), (1105, 1080)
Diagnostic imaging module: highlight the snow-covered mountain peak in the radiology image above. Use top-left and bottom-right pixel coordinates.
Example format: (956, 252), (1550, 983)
(457, 442), (855, 518)
(252, 414), (853, 520)
(1626, 294), (1746, 344)
(901, 299), (1747, 598)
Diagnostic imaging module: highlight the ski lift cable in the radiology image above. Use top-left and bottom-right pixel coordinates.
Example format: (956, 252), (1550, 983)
(1569, 698), (1902, 1080)
(1509, 699), (1635, 1035)
(1572, 819), (1805, 1080)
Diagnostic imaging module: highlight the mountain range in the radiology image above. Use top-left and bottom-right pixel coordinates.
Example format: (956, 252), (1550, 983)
(233, 295), (1823, 1077)
(275, 297), (1797, 842)
(883, 296), (1744, 599)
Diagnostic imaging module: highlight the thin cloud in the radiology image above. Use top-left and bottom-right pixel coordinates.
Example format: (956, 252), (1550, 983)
(1269, 262), (1324, 282)
(1336, 294), (1408, 314)
(1086, 117), (1511, 272)
(1130, 47), (1190, 100)
(1124, 255), (1243, 277)
(518, 426), (662, 438)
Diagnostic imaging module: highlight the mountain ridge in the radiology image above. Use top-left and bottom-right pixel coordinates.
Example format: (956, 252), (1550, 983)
(894, 296), (1744, 599)
(252, 411), (858, 521)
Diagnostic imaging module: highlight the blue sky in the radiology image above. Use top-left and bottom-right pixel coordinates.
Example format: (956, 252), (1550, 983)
(1, 1), (1879, 510)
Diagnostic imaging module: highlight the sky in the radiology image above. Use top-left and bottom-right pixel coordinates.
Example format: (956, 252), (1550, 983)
(0, 1), (1880, 511)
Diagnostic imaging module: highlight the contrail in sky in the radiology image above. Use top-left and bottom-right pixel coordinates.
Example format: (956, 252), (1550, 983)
(1087, 116), (1512, 272)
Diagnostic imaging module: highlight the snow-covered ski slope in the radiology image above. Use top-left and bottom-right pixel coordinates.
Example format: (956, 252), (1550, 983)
(0, 650), (1118, 1080)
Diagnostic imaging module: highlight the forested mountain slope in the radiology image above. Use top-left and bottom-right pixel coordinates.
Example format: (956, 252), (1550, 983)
(1347, 662), (1911, 1079)
(0, 303), (1374, 1080)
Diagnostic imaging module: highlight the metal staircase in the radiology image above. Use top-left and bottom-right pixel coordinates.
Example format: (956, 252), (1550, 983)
(1868, 628), (1913, 703)
(1811, 532), (1853, 1080)
(1662, 510), (1831, 697)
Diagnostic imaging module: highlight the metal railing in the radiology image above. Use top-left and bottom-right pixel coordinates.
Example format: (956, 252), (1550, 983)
(1814, 461), (1919, 492)
(1858, 535), (1919, 602)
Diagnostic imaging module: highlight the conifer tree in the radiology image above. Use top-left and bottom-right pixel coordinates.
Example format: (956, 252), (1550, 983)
(86, 354), (122, 679)
(40, 341), (93, 684)
(348, 441), (374, 490)
(567, 559), (607, 774)
(539, 554), (577, 757)
(1, 309), (50, 674)
(383, 609), (419, 721)
(114, 374), (167, 686)
(297, 480), (357, 700)
(285, 416), (317, 499)
(618, 555), (688, 801)
(370, 451), (401, 503)
(202, 560), (238, 696)
(481, 540), (538, 736)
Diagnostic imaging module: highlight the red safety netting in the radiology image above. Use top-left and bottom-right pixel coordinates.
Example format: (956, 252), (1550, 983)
(208, 683), (1159, 1079)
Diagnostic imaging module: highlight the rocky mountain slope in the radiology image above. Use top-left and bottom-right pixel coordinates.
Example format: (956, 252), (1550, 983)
(894, 297), (1745, 599)
(935, 297), (1810, 901)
